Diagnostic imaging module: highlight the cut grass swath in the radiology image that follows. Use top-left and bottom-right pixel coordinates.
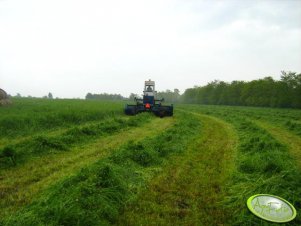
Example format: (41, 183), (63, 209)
(1, 112), (201, 226)
(180, 105), (301, 225)
(117, 112), (237, 226)
(0, 116), (174, 221)
(0, 114), (152, 168)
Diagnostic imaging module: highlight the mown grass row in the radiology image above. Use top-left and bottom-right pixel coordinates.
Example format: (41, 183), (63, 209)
(0, 116), (173, 222)
(182, 104), (301, 137)
(116, 113), (237, 226)
(238, 106), (301, 137)
(223, 119), (301, 225)
(0, 114), (151, 168)
(1, 112), (201, 226)
(0, 98), (124, 138)
(283, 120), (301, 136)
(235, 107), (301, 137)
(180, 105), (301, 225)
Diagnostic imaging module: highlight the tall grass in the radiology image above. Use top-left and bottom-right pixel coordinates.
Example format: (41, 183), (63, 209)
(0, 98), (123, 138)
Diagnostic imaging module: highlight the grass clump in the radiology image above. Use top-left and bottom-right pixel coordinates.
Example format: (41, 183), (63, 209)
(285, 120), (301, 136)
(0, 146), (16, 165)
(30, 136), (68, 153)
(126, 142), (160, 167)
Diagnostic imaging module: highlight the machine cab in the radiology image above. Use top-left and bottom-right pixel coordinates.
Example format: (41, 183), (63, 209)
(143, 80), (156, 105)
(144, 80), (155, 96)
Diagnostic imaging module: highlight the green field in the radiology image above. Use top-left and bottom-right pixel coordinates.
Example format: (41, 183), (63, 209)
(0, 98), (301, 225)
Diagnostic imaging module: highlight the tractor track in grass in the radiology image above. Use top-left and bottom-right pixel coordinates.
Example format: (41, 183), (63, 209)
(0, 116), (174, 219)
(117, 111), (237, 226)
(253, 119), (301, 169)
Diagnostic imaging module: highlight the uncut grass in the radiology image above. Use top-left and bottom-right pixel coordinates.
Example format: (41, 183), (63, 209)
(181, 105), (301, 225)
(0, 114), (151, 168)
(1, 112), (200, 226)
(0, 98), (124, 139)
(0, 115), (174, 221)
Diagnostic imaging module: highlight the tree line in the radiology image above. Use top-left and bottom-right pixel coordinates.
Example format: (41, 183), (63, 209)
(181, 71), (301, 108)
(85, 71), (301, 109)
(86, 89), (182, 103)
(157, 89), (180, 103)
(85, 93), (125, 101)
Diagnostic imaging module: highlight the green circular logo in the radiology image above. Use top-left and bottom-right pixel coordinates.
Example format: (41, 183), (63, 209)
(247, 194), (297, 223)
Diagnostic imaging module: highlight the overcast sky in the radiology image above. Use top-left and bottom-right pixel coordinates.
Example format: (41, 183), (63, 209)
(0, 0), (301, 98)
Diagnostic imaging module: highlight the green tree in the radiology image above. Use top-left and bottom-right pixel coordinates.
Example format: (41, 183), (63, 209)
(129, 93), (140, 100)
(181, 71), (300, 109)
(48, 92), (53, 99)
(157, 89), (181, 103)
(85, 93), (93, 99)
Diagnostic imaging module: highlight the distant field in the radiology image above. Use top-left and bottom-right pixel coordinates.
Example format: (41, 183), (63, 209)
(0, 98), (300, 225)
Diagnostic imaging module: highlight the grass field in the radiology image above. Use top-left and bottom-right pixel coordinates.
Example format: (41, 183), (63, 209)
(0, 98), (301, 225)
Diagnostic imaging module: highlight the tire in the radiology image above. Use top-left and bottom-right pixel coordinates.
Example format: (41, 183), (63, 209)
(124, 105), (137, 115)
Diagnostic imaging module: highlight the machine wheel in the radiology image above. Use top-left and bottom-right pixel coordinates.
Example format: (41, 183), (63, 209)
(153, 106), (173, 117)
(124, 105), (137, 115)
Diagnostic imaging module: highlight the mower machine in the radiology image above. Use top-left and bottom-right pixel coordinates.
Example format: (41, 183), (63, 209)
(124, 80), (173, 117)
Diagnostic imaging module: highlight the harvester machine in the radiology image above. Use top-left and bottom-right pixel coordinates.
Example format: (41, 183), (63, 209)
(125, 80), (173, 117)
